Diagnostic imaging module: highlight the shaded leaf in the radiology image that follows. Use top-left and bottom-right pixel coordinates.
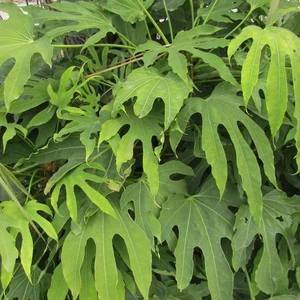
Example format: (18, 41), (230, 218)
(232, 190), (300, 294)
(159, 178), (235, 299)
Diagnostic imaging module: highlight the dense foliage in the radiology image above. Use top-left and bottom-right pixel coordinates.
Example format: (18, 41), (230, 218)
(1, 0), (300, 299)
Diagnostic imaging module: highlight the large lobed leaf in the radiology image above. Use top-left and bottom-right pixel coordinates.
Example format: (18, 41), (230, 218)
(0, 3), (52, 109)
(228, 25), (300, 167)
(99, 107), (164, 196)
(159, 178), (237, 299)
(136, 25), (237, 87)
(112, 67), (191, 129)
(0, 200), (57, 289)
(120, 161), (193, 248)
(26, 1), (116, 47)
(60, 197), (152, 299)
(232, 190), (300, 295)
(170, 82), (277, 226)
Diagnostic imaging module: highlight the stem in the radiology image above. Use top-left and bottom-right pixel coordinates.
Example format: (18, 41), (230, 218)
(203, 0), (219, 25)
(136, 0), (170, 45)
(189, 0), (195, 28)
(52, 43), (136, 50)
(224, 9), (253, 38)
(12, 163), (40, 175)
(162, 0), (174, 42)
(244, 268), (256, 300)
(144, 19), (152, 40)
(116, 31), (137, 48)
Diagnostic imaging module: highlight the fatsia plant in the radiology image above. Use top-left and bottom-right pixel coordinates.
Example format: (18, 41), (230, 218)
(0, 0), (300, 299)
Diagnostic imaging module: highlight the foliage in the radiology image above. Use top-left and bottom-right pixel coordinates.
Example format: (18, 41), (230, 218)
(0, 0), (300, 299)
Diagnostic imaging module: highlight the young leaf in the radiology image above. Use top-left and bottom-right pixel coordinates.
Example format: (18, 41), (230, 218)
(232, 190), (300, 294)
(228, 25), (300, 166)
(61, 197), (152, 299)
(99, 107), (164, 196)
(159, 178), (235, 299)
(112, 67), (191, 129)
(0, 3), (52, 109)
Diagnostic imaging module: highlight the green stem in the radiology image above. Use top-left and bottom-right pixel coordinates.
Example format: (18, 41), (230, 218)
(244, 268), (256, 300)
(203, 0), (219, 25)
(189, 0), (195, 28)
(136, 0), (170, 45)
(144, 19), (152, 40)
(162, 0), (174, 42)
(224, 9), (253, 38)
(53, 43), (136, 50)
(116, 31), (137, 48)
(12, 163), (40, 175)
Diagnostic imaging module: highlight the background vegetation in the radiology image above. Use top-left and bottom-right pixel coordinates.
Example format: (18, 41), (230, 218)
(0, 0), (300, 299)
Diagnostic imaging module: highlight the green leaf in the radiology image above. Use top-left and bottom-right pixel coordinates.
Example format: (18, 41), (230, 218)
(61, 196), (152, 299)
(112, 67), (191, 129)
(0, 214), (20, 277)
(26, 1), (116, 46)
(1, 200), (58, 282)
(48, 161), (118, 221)
(153, 0), (185, 11)
(171, 82), (277, 226)
(47, 264), (69, 300)
(136, 25), (237, 86)
(159, 178), (235, 299)
(197, 0), (245, 23)
(0, 3), (52, 109)
(99, 107), (164, 195)
(120, 176), (161, 247)
(232, 190), (300, 294)
(0, 113), (27, 151)
(5, 265), (43, 300)
(228, 25), (300, 164)
(100, 0), (154, 24)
